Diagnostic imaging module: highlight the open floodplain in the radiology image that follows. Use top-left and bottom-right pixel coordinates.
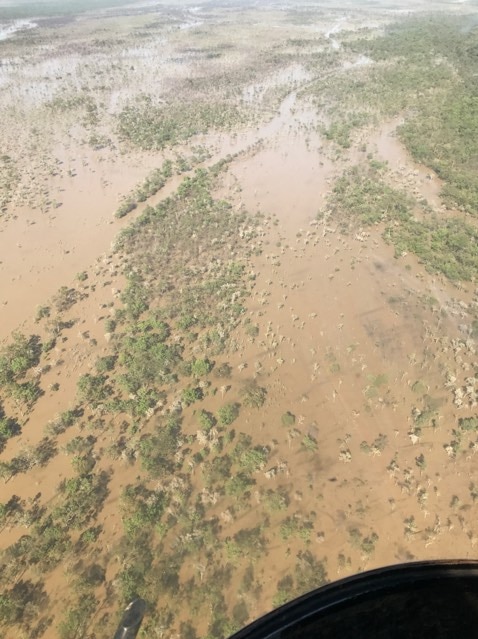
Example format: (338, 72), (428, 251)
(1, 0), (478, 636)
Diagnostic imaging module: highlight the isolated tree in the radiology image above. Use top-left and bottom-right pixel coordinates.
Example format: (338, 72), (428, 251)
(240, 380), (267, 408)
(191, 358), (213, 378)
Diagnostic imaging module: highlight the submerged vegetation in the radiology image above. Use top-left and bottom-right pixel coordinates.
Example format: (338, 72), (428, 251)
(356, 17), (478, 216)
(118, 96), (245, 151)
(319, 15), (478, 281)
(0, 162), (282, 638)
(400, 90), (478, 215)
(1, 4), (478, 639)
(326, 165), (478, 281)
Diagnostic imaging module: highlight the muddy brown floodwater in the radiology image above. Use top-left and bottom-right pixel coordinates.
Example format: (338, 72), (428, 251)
(1, 3), (478, 637)
(0, 148), (159, 339)
(0, 79), (321, 340)
(0, 10), (381, 340)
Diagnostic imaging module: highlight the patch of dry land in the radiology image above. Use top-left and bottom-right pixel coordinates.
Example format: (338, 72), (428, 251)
(1, 0), (478, 637)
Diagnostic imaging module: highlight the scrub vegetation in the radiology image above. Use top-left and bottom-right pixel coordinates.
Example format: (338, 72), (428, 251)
(326, 165), (478, 281)
(1, 3), (478, 639)
(318, 15), (478, 281)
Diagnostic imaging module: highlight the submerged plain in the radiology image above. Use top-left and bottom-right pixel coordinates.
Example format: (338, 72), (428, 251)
(1, 0), (478, 637)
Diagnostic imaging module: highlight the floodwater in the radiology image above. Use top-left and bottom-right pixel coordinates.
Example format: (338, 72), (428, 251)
(0, 10), (436, 343)
(0, 19), (37, 41)
(2, 6), (478, 635)
(368, 118), (444, 208)
(0, 12), (367, 341)
(241, 64), (313, 104)
(0, 148), (160, 339)
(0, 66), (319, 340)
(223, 125), (475, 590)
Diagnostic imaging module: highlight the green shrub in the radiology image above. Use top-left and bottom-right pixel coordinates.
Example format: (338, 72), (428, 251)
(218, 403), (240, 426)
(281, 411), (296, 427)
(198, 410), (216, 432)
(115, 198), (137, 219)
(95, 355), (116, 373)
(240, 380), (267, 408)
(190, 358), (213, 378)
(181, 386), (203, 407)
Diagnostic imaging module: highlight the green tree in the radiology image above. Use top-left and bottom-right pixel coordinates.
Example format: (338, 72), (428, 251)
(225, 472), (255, 497)
(181, 386), (203, 407)
(198, 409), (216, 432)
(0, 411), (20, 450)
(53, 286), (78, 313)
(118, 332), (182, 391)
(121, 273), (149, 319)
(138, 417), (181, 477)
(58, 593), (96, 639)
(0, 333), (41, 387)
(0, 592), (17, 624)
(77, 374), (109, 407)
(71, 454), (96, 475)
(35, 305), (50, 322)
(190, 358), (213, 378)
(9, 381), (42, 409)
(55, 472), (109, 529)
(0, 461), (13, 483)
(239, 446), (268, 473)
(240, 380), (267, 408)
(218, 403), (240, 426)
(104, 318), (117, 334)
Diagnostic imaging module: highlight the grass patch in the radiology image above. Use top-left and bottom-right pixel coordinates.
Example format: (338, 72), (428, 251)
(117, 95), (244, 151)
(326, 165), (478, 282)
(327, 166), (412, 227)
(386, 217), (478, 281)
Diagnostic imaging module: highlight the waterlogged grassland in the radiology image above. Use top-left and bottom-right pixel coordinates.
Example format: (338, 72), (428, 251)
(400, 90), (478, 215)
(0, 166), (256, 636)
(2, 5), (478, 639)
(314, 15), (478, 284)
(324, 165), (478, 281)
(309, 56), (455, 149)
(326, 165), (413, 228)
(309, 16), (478, 216)
(0, 5), (332, 216)
(0, 0), (148, 19)
(351, 16), (478, 216)
(0, 163), (331, 638)
(117, 96), (246, 151)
